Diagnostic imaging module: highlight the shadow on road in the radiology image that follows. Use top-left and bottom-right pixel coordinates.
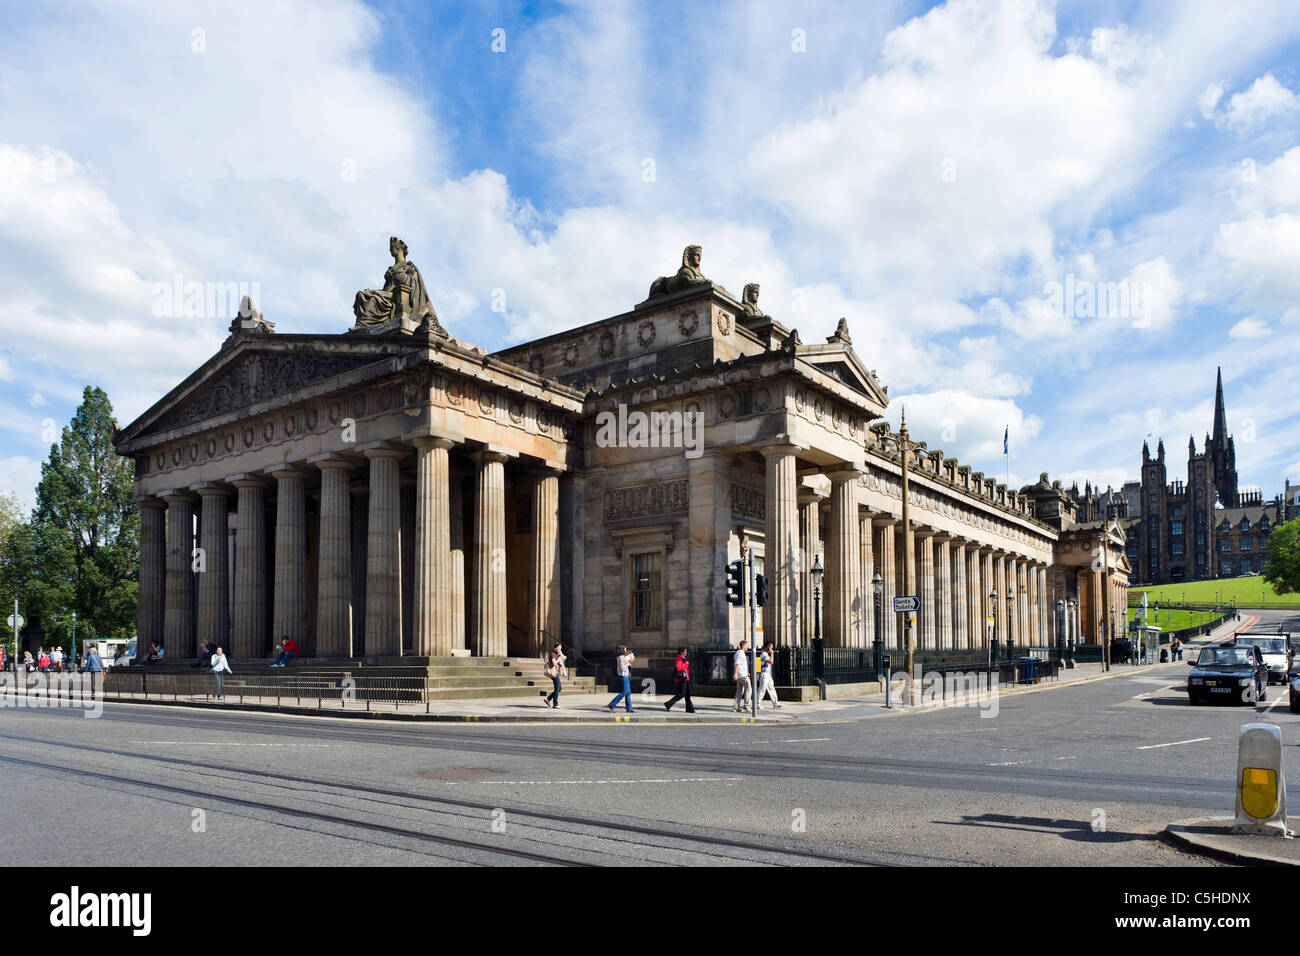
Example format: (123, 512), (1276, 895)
(937, 812), (1155, 844)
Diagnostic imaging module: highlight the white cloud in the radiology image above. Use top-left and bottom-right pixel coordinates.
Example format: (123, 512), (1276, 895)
(1223, 73), (1299, 130)
(28, 392), (45, 409)
(0, 457), (40, 513)
(1198, 80), (1225, 118)
(1229, 316), (1270, 338)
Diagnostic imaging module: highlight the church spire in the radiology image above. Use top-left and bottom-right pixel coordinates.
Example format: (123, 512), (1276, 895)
(1212, 366), (1227, 442)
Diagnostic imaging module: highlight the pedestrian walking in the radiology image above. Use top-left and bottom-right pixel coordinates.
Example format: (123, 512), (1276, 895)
(543, 642), (566, 708)
(607, 646), (636, 713)
(757, 642), (782, 709)
(1171, 637), (1182, 661)
(664, 646), (695, 713)
(733, 640), (752, 712)
(210, 646), (231, 700)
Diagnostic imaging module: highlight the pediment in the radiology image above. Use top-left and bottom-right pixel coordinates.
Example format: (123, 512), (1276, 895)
(119, 336), (416, 447)
(800, 342), (889, 407)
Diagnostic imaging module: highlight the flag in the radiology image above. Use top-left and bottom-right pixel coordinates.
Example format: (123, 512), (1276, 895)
(1003, 426), (1008, 455)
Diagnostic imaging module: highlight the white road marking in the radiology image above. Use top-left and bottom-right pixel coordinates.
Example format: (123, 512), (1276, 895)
(1136, 737), (1212, 750)
(721, 738), (831, 745)
(130, 741), (341, 747)
(446, 777), (743, 786)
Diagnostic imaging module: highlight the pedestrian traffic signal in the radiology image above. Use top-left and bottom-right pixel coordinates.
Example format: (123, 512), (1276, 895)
(725, 560), (744, 606)
(755, 574), (768, 607)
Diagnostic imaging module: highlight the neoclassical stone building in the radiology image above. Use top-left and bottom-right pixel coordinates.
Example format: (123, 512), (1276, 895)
(115, 242), (1128, 665)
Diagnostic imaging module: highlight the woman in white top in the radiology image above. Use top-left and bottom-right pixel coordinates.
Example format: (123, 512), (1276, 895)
(607, 646), (636, 713)
(210, 646), (231, 700)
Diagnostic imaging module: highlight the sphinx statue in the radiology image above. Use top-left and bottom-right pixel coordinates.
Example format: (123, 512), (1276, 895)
(353, 237), (448, 336)
(740, 282), (770, 321)
(646, 245), (708, 300)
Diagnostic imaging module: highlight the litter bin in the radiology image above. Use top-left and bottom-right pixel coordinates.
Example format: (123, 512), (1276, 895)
(1017, 656), (1037, 684)
(1160, 648), (1168, 663)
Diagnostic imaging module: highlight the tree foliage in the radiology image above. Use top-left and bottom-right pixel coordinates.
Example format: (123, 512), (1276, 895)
(25, 387), (138, 643)
(1263, 518), (1300, 596)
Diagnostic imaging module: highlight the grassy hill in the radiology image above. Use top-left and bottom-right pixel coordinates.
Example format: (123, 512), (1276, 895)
(1125, 607), (1219, 631)
(1129, 575), (1300, 609)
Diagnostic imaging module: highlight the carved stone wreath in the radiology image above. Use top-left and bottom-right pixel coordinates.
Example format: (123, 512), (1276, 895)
(599, 331), (615, 358)
(508, 399), (524, 424)
(563, 343), (580, 367)
(478, 389), (495, 415)
(716, 310), (731, 335)
(537, 408), (552, 432)
(447, 381), (463, 405)
(754, 387), (770, 411)
(794, 389), (806, 412)
(637, 321), (656, 348)
(678, 309), (699, 336)
(813, 398), (825, 421)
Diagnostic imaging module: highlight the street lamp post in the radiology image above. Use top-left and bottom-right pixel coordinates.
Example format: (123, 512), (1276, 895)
(989, 586), (998, 671)
(811, 554), (824, 685)
(1006, 587), (1016, 665)
(1067, 599), (1077, 668)
(1056, 597), (1066, 668)
(872, 569), (884, 679)
(70, 611), (77, 673)
(1100, 530), (1112, 673)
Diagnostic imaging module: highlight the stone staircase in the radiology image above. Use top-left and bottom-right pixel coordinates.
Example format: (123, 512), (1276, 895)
(115, 655), (597, 702)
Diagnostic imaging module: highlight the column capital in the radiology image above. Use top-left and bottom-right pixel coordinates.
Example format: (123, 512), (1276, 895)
(361, 445), (408, 461)
(411, 435), (457, 452)
(271, 467), (309, 481)
(135, 495), (167, 509)
(229, 474), (270, 489)
(758, 438), (807, 458)
(826, 467), (865, 484)
(470, 448), (515, 467)
(309, 454), (356, 471)
(193, 484), (231, 498)
(161, 490), (196, 504)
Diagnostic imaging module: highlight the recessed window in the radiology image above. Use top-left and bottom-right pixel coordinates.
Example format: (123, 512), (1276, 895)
(630, 552), (663, 630)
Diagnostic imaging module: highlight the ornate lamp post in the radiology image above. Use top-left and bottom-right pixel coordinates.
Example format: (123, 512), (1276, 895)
(872, 568), (884, 679)
(70, 611), (77, 673)
(811, 554), (824, 683)
(1056, 597), (1067, 668)
(989, 586), (998, 669)
(1067, 598), (1077, 668)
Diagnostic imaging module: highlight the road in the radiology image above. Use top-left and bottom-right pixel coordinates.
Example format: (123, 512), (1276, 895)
(2, 610), (1296, 866)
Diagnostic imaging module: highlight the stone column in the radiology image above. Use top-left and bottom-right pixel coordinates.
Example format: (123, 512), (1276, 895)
(450, 469), (466, 652)
(412, 437), (454, 657)
(797, 490), (824, 645)
(364, 448), (405, 657)
(760, 443), (801, 646)
(162, 492), (196, 659)
(917, 531), (935, 650)
(231, 479), (268, 660)
(860, 510), (875, 647)
(825, 469), (862, 648)
(1027, 561), (1040, 647)
(529, 468), (561, 658)
(195, 487), (230, 650)
(314, 459), (352, 658)
(875, 519), (898, 649)
(471, 451), (509, 657)
(935, 537), (952, 649)
(350, 481), (368, 654)
(270, 470), (307, 649)
(982, 550), (996, 648)
(1039, 565), (1048, 647)
(952, 541), (968, 649)
(136, 499), (166, 660)
(967, 546), (983, 650)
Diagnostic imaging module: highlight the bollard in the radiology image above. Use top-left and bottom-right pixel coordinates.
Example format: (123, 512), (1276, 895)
(1233, 722), (1292, 837)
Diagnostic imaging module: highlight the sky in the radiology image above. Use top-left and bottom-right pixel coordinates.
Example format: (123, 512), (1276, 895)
(1, 0), (1299, 512)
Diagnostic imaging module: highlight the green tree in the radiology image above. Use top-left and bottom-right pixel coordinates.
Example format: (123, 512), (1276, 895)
(29, 386), (138, 643)
(1263, 518), (1300, 596)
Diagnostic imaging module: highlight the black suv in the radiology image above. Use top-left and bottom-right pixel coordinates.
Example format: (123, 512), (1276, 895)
(1186, 642), (1268, 706)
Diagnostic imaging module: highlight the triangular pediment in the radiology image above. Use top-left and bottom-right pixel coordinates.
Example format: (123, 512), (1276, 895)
(799, 341), (889, 407)
(118, 334), (420, 447)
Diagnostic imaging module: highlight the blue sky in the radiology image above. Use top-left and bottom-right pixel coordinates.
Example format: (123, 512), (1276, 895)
(1, 0), (1299, 511)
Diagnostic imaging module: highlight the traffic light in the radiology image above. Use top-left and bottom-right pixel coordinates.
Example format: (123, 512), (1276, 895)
(725, 559), (744, 606)
(755, 574), (768, 607)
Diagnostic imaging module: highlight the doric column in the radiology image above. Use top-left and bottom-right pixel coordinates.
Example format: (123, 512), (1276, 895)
(529, 467), (561, 658)
(825, 469), (863, 648)
(163, 492), (196, 659)
(982, 549), (995, 647)
(231, 478), (268, 660)
(314, 459), (352, 658)
(364, 448), (405, 657)
(450, 468), (466, 652)
(797, 488), (825, 645)
(1039, 565), (1049, 647)
(1027, 561), (1040, 646)
(875, 518), (898, 649)
(412, 437), (454, 656)
(860, 510), (875, 646)
(935, 537), (952, 649)
(350, 481), (368, 653)
(471, 450), (510, 657)
(136, 498), (166, 661)
(966, 545), (982, 650)
(760, 443), (801, 646)
(270, 470), (307, 649)
(195, 487), (230, 650)
(917, 531), (935, 649)
(952, 541), (968, 649)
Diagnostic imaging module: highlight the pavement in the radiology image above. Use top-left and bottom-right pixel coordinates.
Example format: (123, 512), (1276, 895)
(92, 614), (1255, 724)
(1164, 817), (1300, 866)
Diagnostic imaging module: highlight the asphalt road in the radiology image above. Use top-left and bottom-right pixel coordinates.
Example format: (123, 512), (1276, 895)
(2, 610), (1296, 867)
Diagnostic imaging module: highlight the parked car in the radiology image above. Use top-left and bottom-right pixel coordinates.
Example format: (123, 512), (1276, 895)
(1186, 642), (1267, 706)
(1234, 635), (1289, 684)
(1289, 668), (1300, 714)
